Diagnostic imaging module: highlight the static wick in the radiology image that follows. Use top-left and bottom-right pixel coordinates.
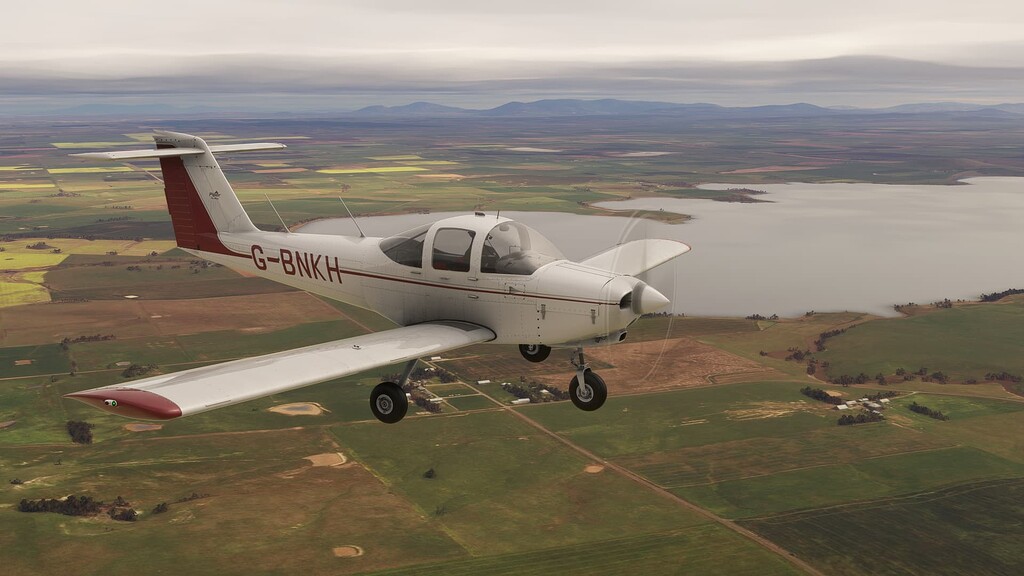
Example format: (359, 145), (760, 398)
(339, 197), (365, 238)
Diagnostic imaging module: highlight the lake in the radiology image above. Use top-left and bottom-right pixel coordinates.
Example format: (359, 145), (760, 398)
(300, 177), (1024, 318)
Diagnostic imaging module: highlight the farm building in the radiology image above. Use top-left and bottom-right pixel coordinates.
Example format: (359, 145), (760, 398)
(836, 404), (850, 411)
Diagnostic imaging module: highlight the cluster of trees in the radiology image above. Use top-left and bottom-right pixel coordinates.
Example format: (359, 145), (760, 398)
(785, 348), (811, 362)
(814, 328), (848, 352)
(933, 298), (954, 309)
(66, 420), (94, 444)
(410, 392), (442, 414)
(985, 371), (1023, 383)
(152, 502), (169, 514)
(502, 380), (569, 403)
(921, 371), (950, 384)
(866, 391), (899, 401)
(60, 334), (115, 350)
(19, 495), (100, 516)
(745, 313), (779, 321)
(838, 412), (884, 426)
(25, 241), (53, 250)
(830, 373), (871, 386)
(122, 363), (157, 379)
(800, 386), (842, 405)
(95, 215), (134, 223)
(175, 492), (210, 504)
(980, 288), (1024, 302)
(908, 401), (949, 421)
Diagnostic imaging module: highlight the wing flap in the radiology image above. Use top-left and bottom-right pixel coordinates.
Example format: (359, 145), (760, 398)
(582, 239), (690, 276)
(65, 321), (494, 420)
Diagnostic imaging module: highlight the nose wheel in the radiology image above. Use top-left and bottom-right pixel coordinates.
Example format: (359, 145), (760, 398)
(568, 348), (607, 411)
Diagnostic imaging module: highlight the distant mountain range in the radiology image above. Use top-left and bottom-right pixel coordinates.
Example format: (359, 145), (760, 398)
(349, 99), (1024, 119)
(37, 98), (1024, 119)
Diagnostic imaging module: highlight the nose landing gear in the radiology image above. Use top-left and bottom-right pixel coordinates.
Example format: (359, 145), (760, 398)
(568, 347), (607, 411)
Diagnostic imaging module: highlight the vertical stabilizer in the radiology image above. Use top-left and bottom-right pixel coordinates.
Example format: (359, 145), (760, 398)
(153, 131), (257, 253)
(70, 133), (285, 256)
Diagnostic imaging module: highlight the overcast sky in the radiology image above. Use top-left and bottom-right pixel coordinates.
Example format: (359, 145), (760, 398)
(3, 0), (1024, 110)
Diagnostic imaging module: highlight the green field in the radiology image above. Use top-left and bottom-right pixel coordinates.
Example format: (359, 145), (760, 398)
(742, 478), (1024, 575)
(819, 298), (1024, 381)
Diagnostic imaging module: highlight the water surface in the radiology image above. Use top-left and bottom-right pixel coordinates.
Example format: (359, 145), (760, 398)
(302, 177), (1024, 317)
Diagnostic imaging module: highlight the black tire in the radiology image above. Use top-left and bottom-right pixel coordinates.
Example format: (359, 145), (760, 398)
(519, 344), (552, 363)
(370, 382), (408, 424)
(569, 370), (607, 411)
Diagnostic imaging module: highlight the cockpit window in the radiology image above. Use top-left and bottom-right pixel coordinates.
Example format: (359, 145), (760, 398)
(380, 223), (430, 268)
(481, 221), (564, 275)
(432, 228), (475, 272)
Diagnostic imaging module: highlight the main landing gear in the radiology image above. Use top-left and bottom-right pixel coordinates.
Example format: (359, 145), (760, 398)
(369, 359), (416, 424)
(519, 343), (551, 363)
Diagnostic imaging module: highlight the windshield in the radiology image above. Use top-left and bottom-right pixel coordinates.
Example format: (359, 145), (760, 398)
(481, 221), (564, 275)
(380, 223), (430, 268)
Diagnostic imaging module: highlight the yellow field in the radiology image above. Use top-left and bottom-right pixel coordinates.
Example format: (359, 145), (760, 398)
(398, 160), (459, 166)
(0, 183), (54, 190)
(0, 282), (49, 307)
(1, 238), (176, 258)
(0, 252), (67, 270)
(256, 163), (291, 168)
(50, 142), (137, 149)
(48, 167), (136, 174)
(317, 166), (428, 174)
(0, 166), (37, 171)
(367, 155), (422, 161)
(19, 271), (46, 283)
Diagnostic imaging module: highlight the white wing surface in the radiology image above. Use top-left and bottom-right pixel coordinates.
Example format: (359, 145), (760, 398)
(582, 239), (690, 276)
(65, 321), (494, 420)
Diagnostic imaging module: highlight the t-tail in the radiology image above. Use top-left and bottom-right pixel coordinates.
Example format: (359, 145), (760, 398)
(72, 131), (285, 256)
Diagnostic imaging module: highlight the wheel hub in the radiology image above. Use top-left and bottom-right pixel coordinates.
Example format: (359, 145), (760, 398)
(376, 396), (393, 414)
(576, 383), (593, 402)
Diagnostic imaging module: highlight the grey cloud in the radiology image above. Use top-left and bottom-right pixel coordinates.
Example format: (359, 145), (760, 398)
(0, 55), (1021, 108)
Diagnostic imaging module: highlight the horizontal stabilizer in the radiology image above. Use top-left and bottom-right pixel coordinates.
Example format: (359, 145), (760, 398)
(71, 148), (205, 160)
(65, 321), (495, 420)
(582, 239), (690, 276)
(71, 142), (286, 161)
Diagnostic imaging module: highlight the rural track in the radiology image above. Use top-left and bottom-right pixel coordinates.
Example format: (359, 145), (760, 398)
(451, 364), (826, 576)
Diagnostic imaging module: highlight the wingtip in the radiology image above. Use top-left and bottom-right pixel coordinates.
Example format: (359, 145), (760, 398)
(65, 389), (183, 420)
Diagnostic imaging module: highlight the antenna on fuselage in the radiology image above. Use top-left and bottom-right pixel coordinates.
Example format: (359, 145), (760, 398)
(264, 194), (291, 234)
(338, 197), (365, 238)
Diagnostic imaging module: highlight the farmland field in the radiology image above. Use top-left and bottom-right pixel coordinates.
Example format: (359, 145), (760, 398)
(2, 115), (1024, 575)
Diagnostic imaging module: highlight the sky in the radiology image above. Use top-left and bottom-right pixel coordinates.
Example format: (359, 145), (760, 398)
(3, 0), (1024, 112)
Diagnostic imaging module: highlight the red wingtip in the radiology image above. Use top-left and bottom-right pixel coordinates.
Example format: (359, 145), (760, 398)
(64, 389), (183, 420)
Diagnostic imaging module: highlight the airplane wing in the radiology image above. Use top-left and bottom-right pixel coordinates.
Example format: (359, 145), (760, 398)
(581, 239), (691, 276)
(64, 321), (494, 420)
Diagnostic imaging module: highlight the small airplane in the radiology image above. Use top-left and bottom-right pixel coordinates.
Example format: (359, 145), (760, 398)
(65, 131), (689, 423)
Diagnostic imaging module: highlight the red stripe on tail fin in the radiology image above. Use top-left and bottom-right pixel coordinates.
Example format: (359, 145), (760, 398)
(157, 150), (243, 257)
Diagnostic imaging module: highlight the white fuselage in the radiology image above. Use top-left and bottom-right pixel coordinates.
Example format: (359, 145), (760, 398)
(199, 214), (643, 347)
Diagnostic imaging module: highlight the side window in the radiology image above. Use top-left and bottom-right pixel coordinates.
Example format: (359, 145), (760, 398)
(432, 228), (475, 272)
(381, 229), (428, 268)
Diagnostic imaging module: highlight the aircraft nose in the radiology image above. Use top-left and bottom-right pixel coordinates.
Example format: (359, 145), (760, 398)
(635, 282), (671, 314)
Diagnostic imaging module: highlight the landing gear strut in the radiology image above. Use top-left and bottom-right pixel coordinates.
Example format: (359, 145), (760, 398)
(568, 347), (607, 411)
(369, 359), (415, 423)
(519, 343), (551, 363)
